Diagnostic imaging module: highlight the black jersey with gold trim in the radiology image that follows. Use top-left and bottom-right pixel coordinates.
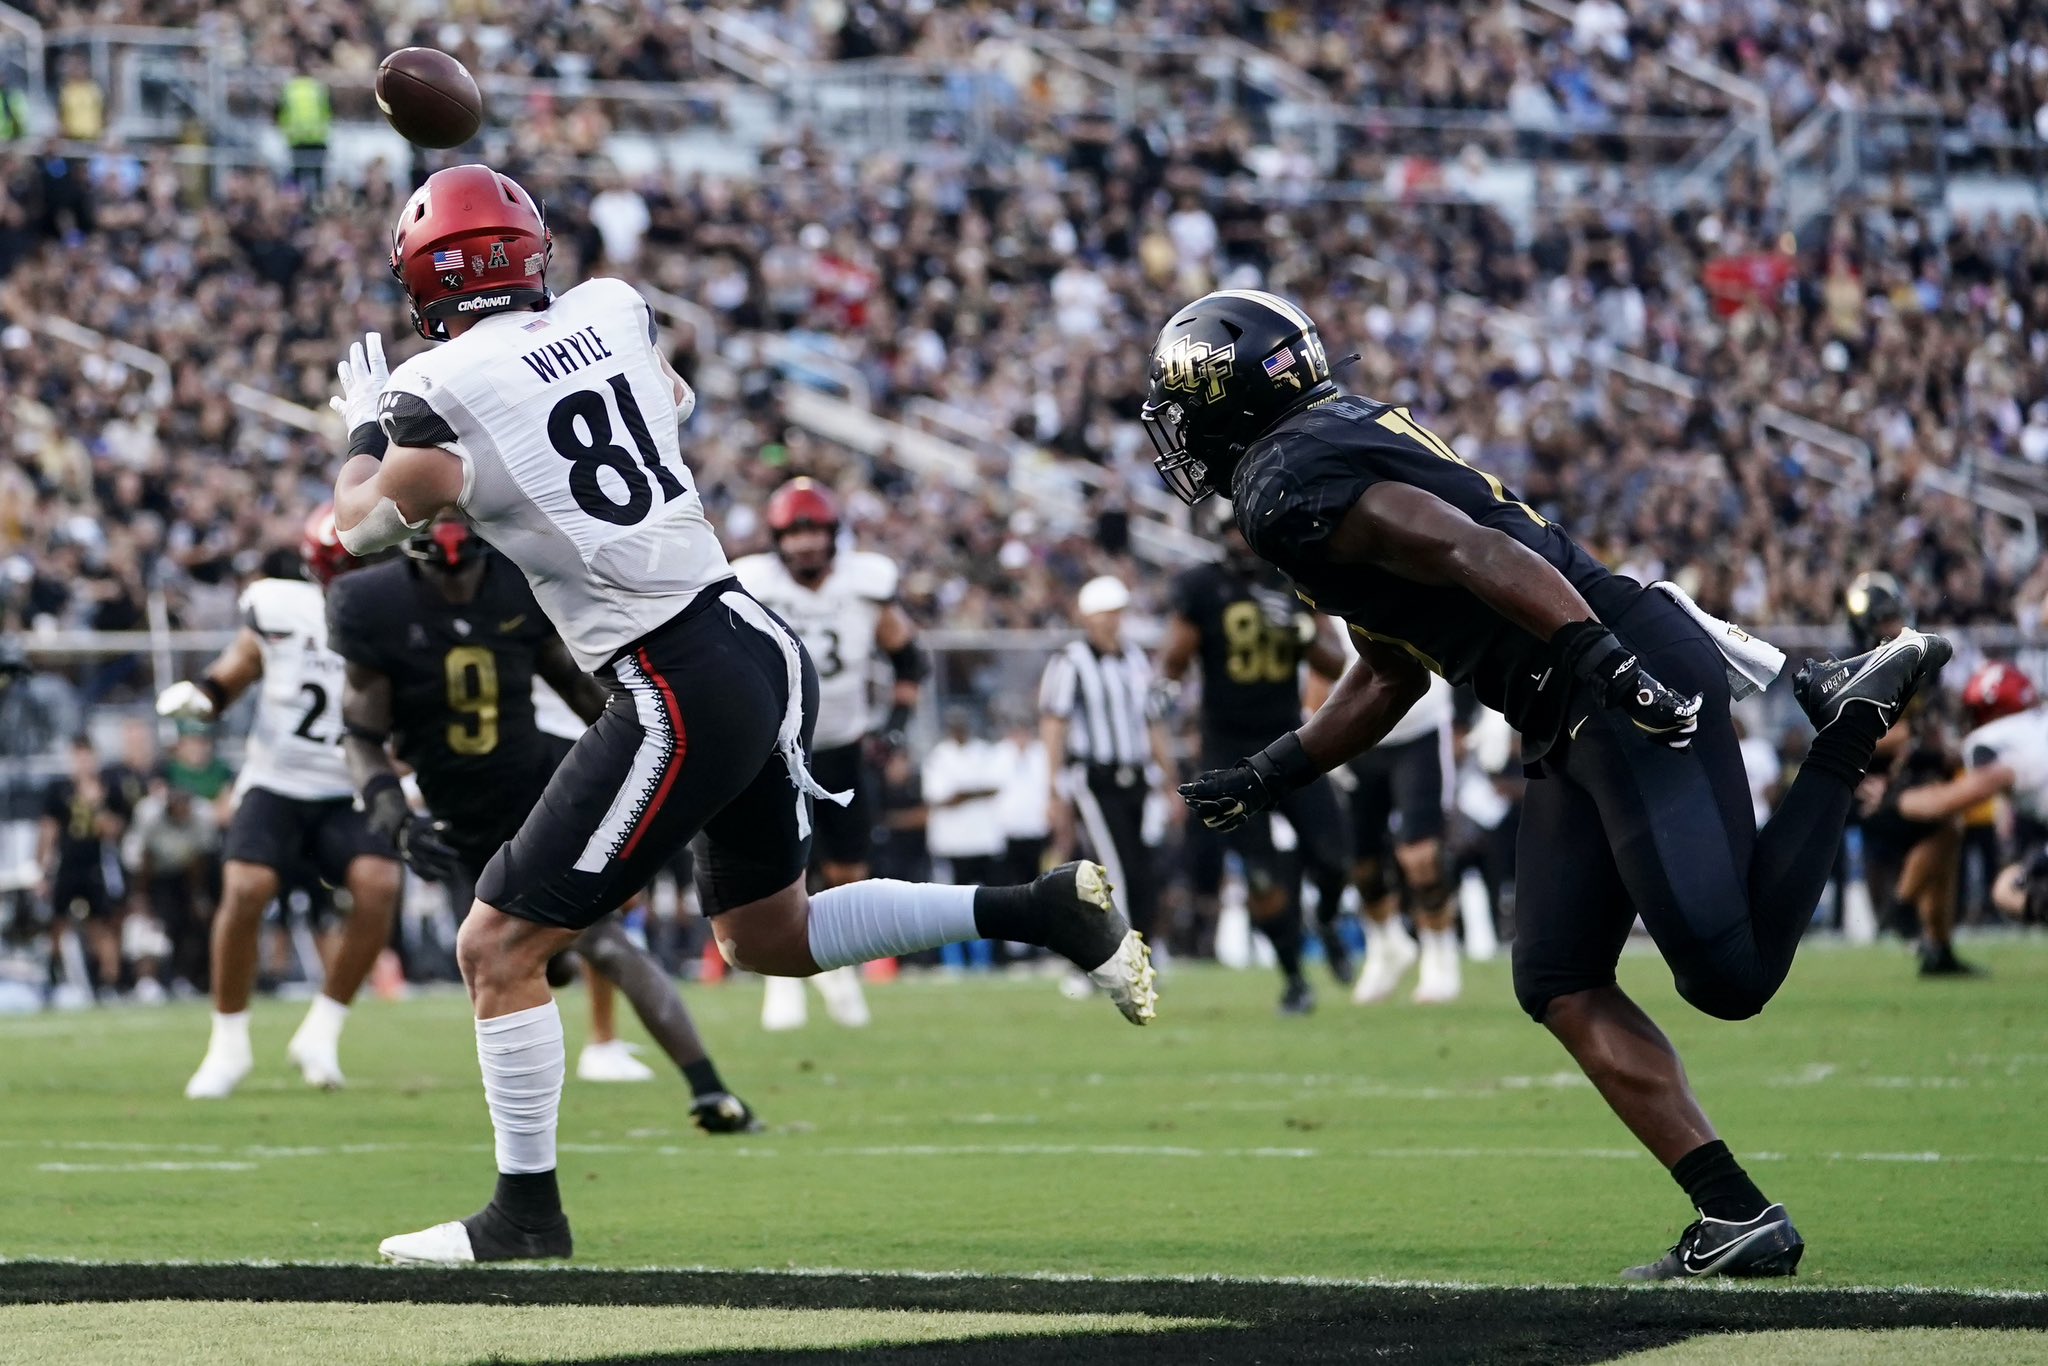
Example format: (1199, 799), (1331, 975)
(1232, 394), (1641, 749)
(327, 556), (559, 840)
(1169, 560), (1308, 748)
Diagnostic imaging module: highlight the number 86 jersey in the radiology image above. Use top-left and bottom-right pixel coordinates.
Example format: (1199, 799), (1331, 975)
(377, 277), (731, 672)
(234, 578), (357, 802)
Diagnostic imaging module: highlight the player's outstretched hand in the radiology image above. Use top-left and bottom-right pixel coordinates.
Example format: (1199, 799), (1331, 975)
(329, 331), (390, 439)
(1179, 763), (1277, 833)
(155, 680), (216, 723)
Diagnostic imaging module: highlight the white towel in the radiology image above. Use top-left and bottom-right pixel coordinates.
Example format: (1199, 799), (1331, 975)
(1650, 581), (1786, 700)
(721, 591), (853, 838)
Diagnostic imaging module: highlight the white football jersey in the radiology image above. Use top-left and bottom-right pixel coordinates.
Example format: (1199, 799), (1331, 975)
(1337, 627), (1455, 746)
(732, 549), (897, 750)
(378, 277), (730, 671)
(234, 578), (356, 802)
(1963, 709), (2048, 822)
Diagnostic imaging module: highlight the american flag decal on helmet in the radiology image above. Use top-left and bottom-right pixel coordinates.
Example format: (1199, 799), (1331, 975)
(1263, 346), (1296, 376)
(431, 248), (464, 273)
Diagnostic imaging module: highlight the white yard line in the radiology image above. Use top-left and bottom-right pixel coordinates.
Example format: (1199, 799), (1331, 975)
(37, 1161), (256, 1173)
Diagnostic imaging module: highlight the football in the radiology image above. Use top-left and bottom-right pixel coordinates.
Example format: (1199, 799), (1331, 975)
(375, 47), (482, 149)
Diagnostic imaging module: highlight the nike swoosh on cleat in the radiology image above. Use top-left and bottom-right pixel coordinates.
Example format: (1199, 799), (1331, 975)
(1680, 1220), (1786, 1276)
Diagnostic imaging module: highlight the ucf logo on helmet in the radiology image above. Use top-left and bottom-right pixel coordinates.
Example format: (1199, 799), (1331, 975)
(1159, 334), (1236, 404)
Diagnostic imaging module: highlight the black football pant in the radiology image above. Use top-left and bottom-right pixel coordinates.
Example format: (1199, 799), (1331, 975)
(1513, 590), (1855, 1023)
(1072, 766), (1158, 941)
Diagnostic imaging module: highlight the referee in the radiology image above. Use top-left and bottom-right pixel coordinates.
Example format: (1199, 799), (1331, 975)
(1040, 576), (1179, 945)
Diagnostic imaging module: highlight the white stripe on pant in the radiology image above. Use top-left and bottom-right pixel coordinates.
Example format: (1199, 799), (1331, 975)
(1071, 780), (1128, 920)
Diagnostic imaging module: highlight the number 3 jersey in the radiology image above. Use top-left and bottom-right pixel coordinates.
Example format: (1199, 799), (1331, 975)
(326, 556), (558, 841)
(235, 578), (356, 802)
(377, 277), (730, 672)
(731, 549), (898, 750)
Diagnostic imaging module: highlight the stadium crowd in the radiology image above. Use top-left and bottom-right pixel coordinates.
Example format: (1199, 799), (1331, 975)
(6, 138), (2047, 643)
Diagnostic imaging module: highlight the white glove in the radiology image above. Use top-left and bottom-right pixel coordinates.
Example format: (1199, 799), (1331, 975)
(329, 331), (389, 436)
(156, 680), (216, 723)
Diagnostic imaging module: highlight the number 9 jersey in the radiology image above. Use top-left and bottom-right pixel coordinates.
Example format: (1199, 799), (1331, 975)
(234, 577), (357, 802)
(376, 277), (730, 672)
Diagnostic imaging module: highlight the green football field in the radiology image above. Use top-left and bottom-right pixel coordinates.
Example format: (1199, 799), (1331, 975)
(2, 938), (2045, 1362)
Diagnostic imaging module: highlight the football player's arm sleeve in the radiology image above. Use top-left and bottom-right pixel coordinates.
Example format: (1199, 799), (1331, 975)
(537, 636), (609, 726)
(1291, 636), (1432, 772)
(1327, 484), (1596, 641)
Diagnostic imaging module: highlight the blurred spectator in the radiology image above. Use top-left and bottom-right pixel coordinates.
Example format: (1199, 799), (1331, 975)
(38, 736), (128, 992)
(56, 58), (104, 144)
(125, 778), (219, 994)
(276, 74), (331, 195)
(921, 708), (1008, 888)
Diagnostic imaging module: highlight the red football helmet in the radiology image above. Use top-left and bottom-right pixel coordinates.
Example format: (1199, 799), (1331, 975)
(390, 164), (552, 341)
(402, 516), (489, 572)
(301, 504), (362, 586)
(1961, 661), (2038, 727)
(764, 477), (840, 584)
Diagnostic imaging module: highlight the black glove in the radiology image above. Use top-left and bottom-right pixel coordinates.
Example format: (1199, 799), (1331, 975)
(1179, 731), (1320, 832)
(1553, 620), (1703, 750)
(363, 774), (466, 883)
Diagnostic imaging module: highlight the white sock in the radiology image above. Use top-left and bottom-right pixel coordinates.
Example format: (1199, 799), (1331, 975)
(299, 993), (349, 1044)
(806, 880), (979, 970)
(209, 1010), (251, 1057)
(476, 1000), (564, 1175)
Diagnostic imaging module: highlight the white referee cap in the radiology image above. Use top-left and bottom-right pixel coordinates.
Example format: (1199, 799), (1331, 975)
(1077, 575), (1131, 616)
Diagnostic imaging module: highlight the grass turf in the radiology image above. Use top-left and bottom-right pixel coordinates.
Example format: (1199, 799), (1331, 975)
(0, 938), (2043, 1290)
(1618, 1328), (2048, 1364)
(0, 1301), (1204, 1365)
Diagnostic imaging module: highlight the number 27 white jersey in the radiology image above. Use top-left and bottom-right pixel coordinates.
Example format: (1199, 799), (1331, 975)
(234, 578), (356, 802)
(378, 277), (731, 672)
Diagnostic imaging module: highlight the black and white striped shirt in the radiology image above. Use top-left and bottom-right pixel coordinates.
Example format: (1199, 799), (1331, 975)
(1039, 640), (1157, 768)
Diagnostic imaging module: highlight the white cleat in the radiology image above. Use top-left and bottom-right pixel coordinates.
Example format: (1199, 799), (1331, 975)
(576, 1039), (657, 1083)
(1412, 936), (1463, 1005)
(183, 1049), (252, 1100)
(760, 974), (809, 1031)
(285, 1030), (345, 1091)
(1072, 862), (1157, 1027)
(379, 1220), (476, 1265)
(1352, 925), (1419, 1005)
(812, 966), (871, 1028)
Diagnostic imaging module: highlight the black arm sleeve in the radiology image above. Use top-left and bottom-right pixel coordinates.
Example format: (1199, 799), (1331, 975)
(379, 390), (459, 449)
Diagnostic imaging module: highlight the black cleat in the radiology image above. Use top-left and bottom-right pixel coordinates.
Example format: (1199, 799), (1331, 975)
(1794, 629), (1952, 733)
(692, 1090), (764, 1134)
(1278, 976), (1316, 1016)
(1622, 1204), (1804, 1281)
(1919, 943), (1983, 978)
(1317, 922), (1357, 986)
(1029, 861), (1156, 1025)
